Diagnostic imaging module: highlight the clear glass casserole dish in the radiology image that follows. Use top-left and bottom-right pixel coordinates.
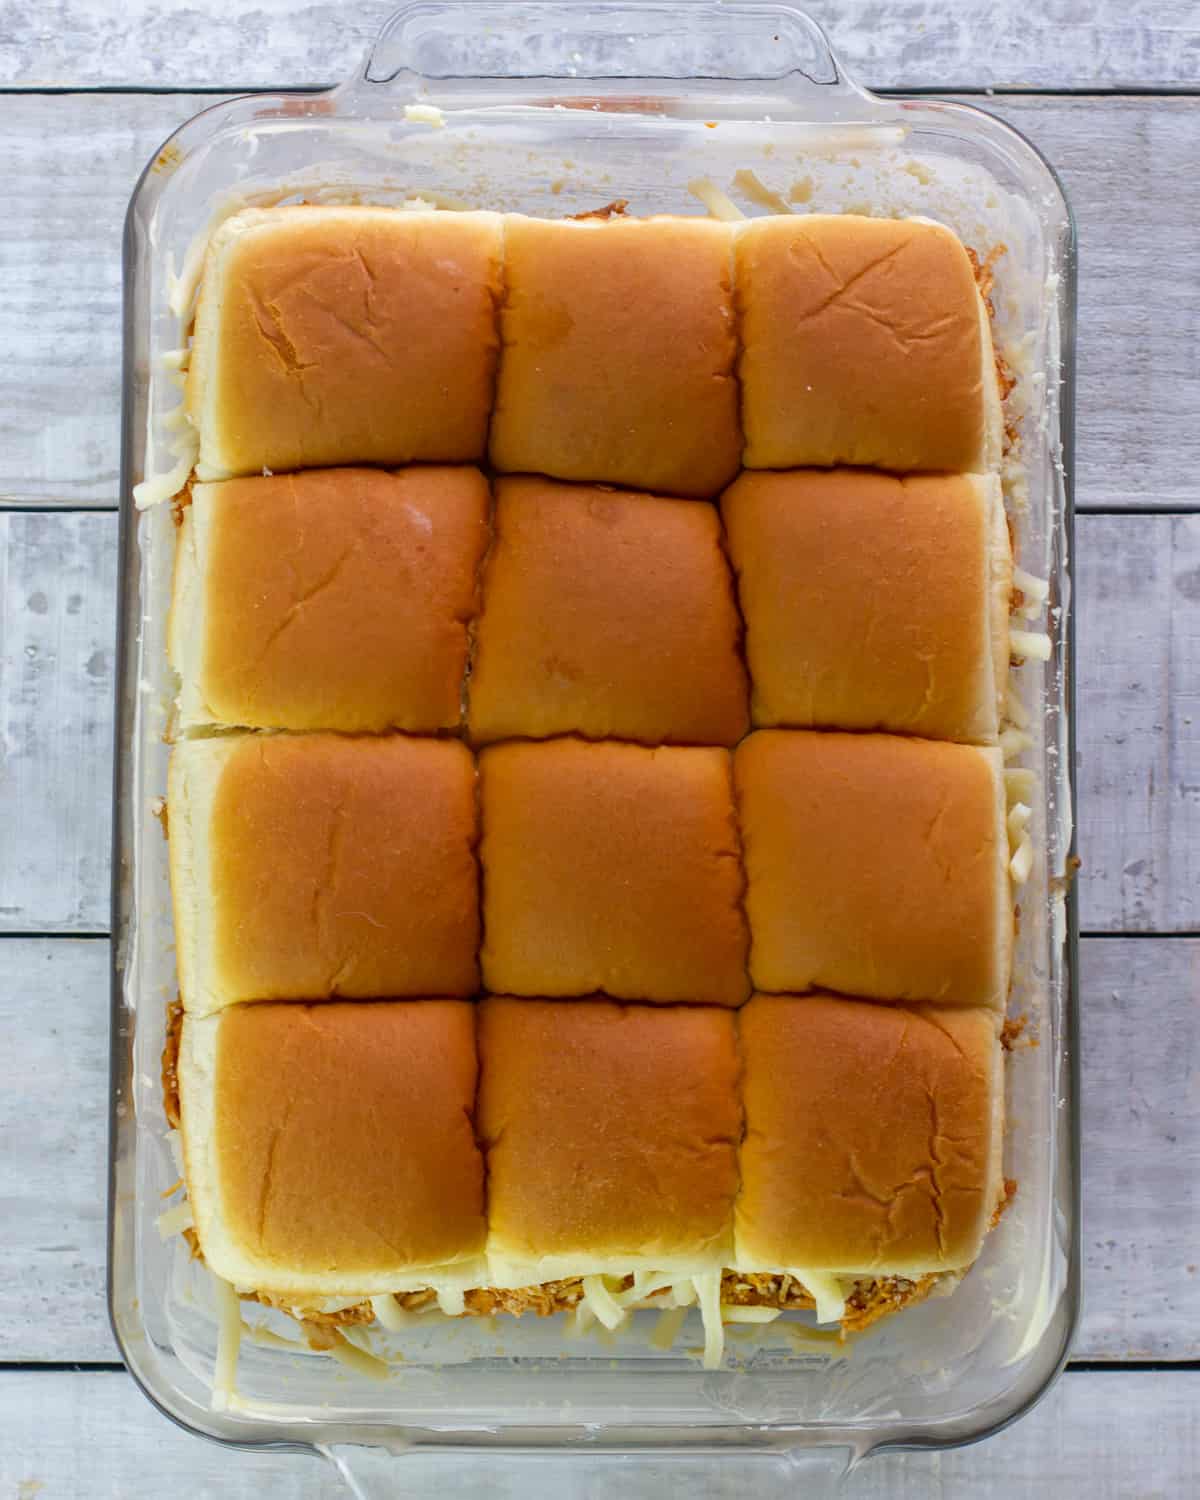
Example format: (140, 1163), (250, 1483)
(109, 2), (1079, 1488)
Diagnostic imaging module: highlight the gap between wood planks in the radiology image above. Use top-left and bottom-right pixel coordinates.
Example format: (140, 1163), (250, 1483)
(0, 85), (1199, 98)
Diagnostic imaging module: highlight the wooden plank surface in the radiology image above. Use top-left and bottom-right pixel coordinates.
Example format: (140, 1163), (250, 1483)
(3, 91), (1199, 509)
(0, 1368), (1196, 1498)
(6, 511), (1195, 935)
(0, 512), (116, 932)
(1077, 514), (1200, 933)
(2, 935), (1194, 1364)
(3, 0), (1199, 91)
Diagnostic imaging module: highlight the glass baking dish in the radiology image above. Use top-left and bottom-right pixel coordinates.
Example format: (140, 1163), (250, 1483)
(109, 2), (1079, 1489)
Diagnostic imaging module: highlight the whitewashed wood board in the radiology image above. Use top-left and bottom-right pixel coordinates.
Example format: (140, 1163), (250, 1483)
(0, 511), (116, 932)
(3, 0), (1199, 91)
(0, 1367), (1196, 1498)
(1, 92), (1198, 509)
(0, 935), (1194, 1363)
(1076, 513), (1200, 933)
(4, 511), (1195, 934)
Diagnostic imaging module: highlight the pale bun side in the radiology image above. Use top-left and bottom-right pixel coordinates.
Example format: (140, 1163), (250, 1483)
(166, 497), (208, 729)
(736, 214), (999, 473)
(489, 214), (742, 498)
(170, 733), (480, 1014)
(735, 994), (1004, 1275)
(721, 468), (1010, 743)
(735, 730), (1012, 1008)
(188, 206), (503, 479)
(478, 997), (741, 1271)
(180, 1001), (487, 1294)
(987, 472), (1015, 729)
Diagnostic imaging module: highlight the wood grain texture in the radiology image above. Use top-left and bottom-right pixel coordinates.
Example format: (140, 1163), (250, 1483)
(3, 0), (1199, 90)
(1077, 514), (1200, 932)
(0, 941), (111, 1363)
(1, 936), (1194, 1363)
(0, 512), (116, 932)
(1, 92), (1198, 509)
(7, 511), (1195, 935)
(0, 1368), (1197, 1497)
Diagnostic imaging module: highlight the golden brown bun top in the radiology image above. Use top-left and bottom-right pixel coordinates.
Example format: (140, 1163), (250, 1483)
(479, 739), (750, 1006)
(189, 206), (502, 477)
(209, 1001), (485, 1275)
(736, 214), (994, 472)
(185, 466), (490, 733)
(478, 997), (741, 1264)
(735, 730), (1010, 1007)
(736, 994), (1001, 1273)
(490, 215), (741, 497)
(468, 475), (749, 747)
(200, 733), (479, 1004)
(721, 468), (1007, 742)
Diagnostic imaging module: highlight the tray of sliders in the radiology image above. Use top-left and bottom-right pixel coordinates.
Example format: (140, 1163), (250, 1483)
(110, 0), (1079, 1479)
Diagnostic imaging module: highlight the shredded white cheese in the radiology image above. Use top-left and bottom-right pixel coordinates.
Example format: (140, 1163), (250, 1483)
(687, 178), (745, 221)
(569, 1299), (597, 1337)
(1010, 836), (1034, 885)
(133, 442), (196, 510)
(1010, 629), (1053, 663)
(692, 1272), (725, 1370)
(1005, 767), (1037, 802)
(720, 1305), (783, 1324)
(435, 1285), (466, 1317)
(1007, 801), (1033, 841)
(788, 1269), (846, 1326)
(581, 1275), (628, 1331)
(1000, 727), (1034, 760)
(649, 1304), (689, 1351)
(1012, 566), (1050, 605)
(404, 103), (445, 129)
(211, 1276), (243, 1412)
(370, 1294), (413, 1332)
(732, 168), (792, 215)
(155, 1201), (194, 1239)
(328, 1329), (391, 1380)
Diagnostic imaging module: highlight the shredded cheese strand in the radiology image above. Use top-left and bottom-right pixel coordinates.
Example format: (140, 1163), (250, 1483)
(649, 1305), (689, 1351)
(1010, 629), (1053, 663)
(155, 1201), (194, 1239)
(328, 1329), (390, 1380)
(581, 1274), (629, 1331)
(720, 1305), (783, 1324)
(211, 1276), (243, 1412)
(692, 1272), (725, 1370)
(687, 178), (745, 221)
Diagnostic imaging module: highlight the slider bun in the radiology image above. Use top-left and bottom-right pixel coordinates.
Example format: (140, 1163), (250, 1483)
(735, 730), (1011, 1007)
(170, 466), (490, 733)
(489, 215), (742, 498)
(187, 206), (502, 478)
(736, 994), (1004, 1275)
(169, 733), (479, 1014)
(721, 469), (1011, 742)
(478, 997), (740, 1280)
(180, 1001), (486, 1294)
(468, 476), (749, 746)
(736, 214), (1001, 472)
(480, 739), (750, 1006)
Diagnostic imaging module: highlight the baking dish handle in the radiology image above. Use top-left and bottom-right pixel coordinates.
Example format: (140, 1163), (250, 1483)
(347, 0), (883, 113)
